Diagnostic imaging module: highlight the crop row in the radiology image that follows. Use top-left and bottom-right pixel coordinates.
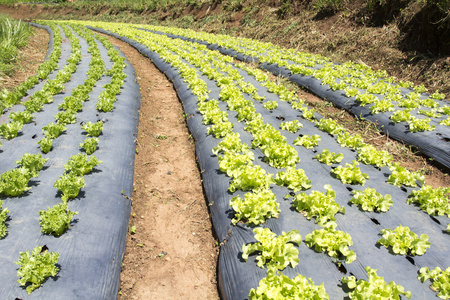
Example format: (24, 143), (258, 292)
(0, 22), (130, 297)
(70, 21), (450, 299)
(129, 23), (450, 170)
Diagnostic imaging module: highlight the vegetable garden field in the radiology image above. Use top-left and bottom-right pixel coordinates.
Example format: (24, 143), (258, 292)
(0, 16), (449, 299)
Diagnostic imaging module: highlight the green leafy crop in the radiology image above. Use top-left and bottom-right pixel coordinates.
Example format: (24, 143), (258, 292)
(331, 160), (369, 185)
(43, 123), (66, 139)
(249, 269), (329, 300)
(336, 132), (365, 149)
(418, 267), (450, 299)
(79, 137), (99, 155)
(54, 110), (77, 125)
(64, 153), (102, 176)
(242, 227), (302, 270)
(230, 189), (280, 225)
(305, 224), (356, 264)
(0, 200), (10, 239)
(0, 167), (32, 197)
(293, 134), (321, 149)
(262, 141), (300, 168)
(228, 164), (274, 192)
(16, 246), (60, 294)
(207, 121), (234, 138)
(275, 166), (312, 192)
(39, 203), (78, 236)
(292, 184), (345, 226)
(390, 109), (413, 123)
(9, 111), (34, 124)
(38, 137), (53, 154)
(81, 121), (103, 137)
(342, 266), (411, 299)
(408, 117), (435, 133)
(263, 100), (278, 111)
(387, 163), (424, 187)
(377, 225), (430, 256)
(280, 120), (303, 133)
(316, 118), (345, 135)
(212, 132), (249, 155)
(350, 188), (393, 212)
(407, 185), (450, 217)
(53, 173), (85, 202)
(314, 149), (344, 165)
(218, 151), (255, 177)
(0, 121), (23, 140)
(15, 153), (48, 178)
(357, 145), (392, 167)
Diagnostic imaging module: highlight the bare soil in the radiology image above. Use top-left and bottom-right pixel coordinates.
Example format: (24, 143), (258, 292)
(101, 34), (220, 300)
(0, 25), (48, 91)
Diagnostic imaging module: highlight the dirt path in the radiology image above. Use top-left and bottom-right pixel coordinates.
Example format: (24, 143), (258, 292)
(99, 34), (220, 300)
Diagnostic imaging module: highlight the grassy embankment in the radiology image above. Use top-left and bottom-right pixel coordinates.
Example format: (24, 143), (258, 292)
(0, 14), (32, 76)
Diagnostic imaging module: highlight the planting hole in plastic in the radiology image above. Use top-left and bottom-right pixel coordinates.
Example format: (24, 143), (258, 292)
(370, 218), (380, 225)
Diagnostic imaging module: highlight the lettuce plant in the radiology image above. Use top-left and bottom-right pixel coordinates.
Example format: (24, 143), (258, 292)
(418, 267), (450, 299)
(9, 111), (34, 124)
(331, 160), (369, 185)
(15, 153), (48, 178)
(64, 153), (102, 176)
(262, 141), (300, 168)
(377, 225), (430, 256)
(0, 167), (32, 197)
(79, 137), (99, 155)
(263, 100), (278, 111)
(249, 269), (329, 300)
(357, 145), (392, 167)
(275, 166), (312, 192)
(293, 134), (321, 149)
(431, 90), (446, 100)
(38, 137), (53, 154)
(390, 109), (413, 123)
(242, 227), (302, 270)
(407, 185), (450, 217)
(350, 188), (393, 212)
(342, 266), (411, 299)
(54, 110), (76, 125)
(81, 121), (103, 137)
(230, 189), (280, 225)
(0, 200), (9, 238)
(305, 224), (356, 264)
(439, 118), (450, 126)
(292, 184), (345, 226)
(408, 117), (435, 133)
(336, 132), (365, 149)
(39, 203), (78, 236)
(228, 164), (274, 192)
(280, 120), (303, 133)
(207, 121), (234, 138)
(387, 163), (424, 187)
(212, 132), (249, 155)
(218, 151), (255, 177)
(314, 149), (344, 165)
(54, 173), (85, 202)
(43, 123), (66, 139)
(16, 246), (60, 294)
(0, 121), (23, 140)
(316, 118), (345, 135)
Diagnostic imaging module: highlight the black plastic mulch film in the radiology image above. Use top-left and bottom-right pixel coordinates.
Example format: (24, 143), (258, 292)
(0, 24), (140, 299)
(136, 27), (450, 171)
(86, 26), (449, 299)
